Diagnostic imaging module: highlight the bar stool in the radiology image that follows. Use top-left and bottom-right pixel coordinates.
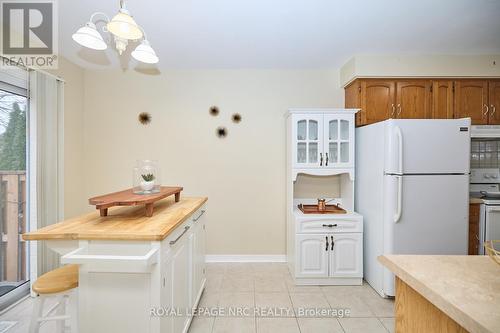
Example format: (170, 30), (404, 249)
(29, 264), (79, 333)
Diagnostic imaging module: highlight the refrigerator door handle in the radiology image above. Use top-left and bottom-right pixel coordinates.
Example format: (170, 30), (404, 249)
(394, 126), (403, 223)
(394, 176), (403, 223)
(395, 126), (403, 174)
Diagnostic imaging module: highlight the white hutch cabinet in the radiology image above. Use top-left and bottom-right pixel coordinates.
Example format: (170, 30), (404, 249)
(286, 109), (363, 285)
(292, 112), (355, 170)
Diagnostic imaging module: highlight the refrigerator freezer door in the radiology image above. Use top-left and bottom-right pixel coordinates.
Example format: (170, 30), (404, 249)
(382, 174), (469, 296)
(385, 119), (471, 175)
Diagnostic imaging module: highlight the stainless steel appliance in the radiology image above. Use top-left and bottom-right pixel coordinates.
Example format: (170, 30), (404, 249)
(470, 168), (500, 255)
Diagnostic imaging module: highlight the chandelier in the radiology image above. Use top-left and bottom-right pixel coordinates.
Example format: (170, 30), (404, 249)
(72, 0), (158, 64)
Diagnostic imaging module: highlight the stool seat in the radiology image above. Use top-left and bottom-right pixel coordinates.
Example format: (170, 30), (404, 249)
(32, 264), (79, 294)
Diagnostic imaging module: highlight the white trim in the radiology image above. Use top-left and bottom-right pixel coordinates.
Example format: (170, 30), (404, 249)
(205, 255), (287, 263)
(286, 108), (360, 117)
(28, 71), (38, 292)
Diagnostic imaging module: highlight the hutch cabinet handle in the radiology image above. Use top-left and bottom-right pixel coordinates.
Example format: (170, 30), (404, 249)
(331, 236), (334, 250)
(483, 104), (489, 117)
(397, 104), (402, 117)
(169, 226), (190, 245)
(391, 104), (395, 117)
(325, 153), (329, 166)
(322, 224), (338, 228)
(320, 153), (323, 166)
(325, 236), (329, 251)
(491, 105), (496, 116)
(193, 210), (206, 222)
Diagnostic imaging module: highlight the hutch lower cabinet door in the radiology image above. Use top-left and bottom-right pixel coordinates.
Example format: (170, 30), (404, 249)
(296, 234), (329, 277)
(329, 233), (363, 278)
(296, 233), (362, 279)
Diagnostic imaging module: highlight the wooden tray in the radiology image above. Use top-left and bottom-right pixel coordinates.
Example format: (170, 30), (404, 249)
(89, 186), (183, 217)
(298, 204), (346, 214)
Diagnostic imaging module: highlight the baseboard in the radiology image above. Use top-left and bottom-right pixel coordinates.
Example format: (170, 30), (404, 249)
(205, 255), (287, 263)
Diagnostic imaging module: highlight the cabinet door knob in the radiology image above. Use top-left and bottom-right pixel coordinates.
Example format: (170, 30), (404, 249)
(397, 104), (402, 117)
(491, 105), (496, 116)
(331, 236), (334, 250)
(325, 153), (329, 166)
(391, 104), (395, 117)
(322, 224), (338, 228)
(325, 236), (329, 251)
(320, 153), (323, 166)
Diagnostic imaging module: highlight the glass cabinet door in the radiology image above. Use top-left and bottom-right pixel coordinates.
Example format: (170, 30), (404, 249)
(324, 115), (354, 168)
(293, 115), (323, 168)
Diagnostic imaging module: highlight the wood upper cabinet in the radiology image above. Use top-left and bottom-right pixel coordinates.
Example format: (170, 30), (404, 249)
(345, 78), (499, 126)
(345, 81), (361, 125)
(489, 80), (500, 124)
(432, 80), (454, 119)
(360, 80), (395, 125)
(395, 80), (432, 119)
(455, 80), (489, 124)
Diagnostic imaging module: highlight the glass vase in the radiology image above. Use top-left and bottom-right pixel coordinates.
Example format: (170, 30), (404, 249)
(133, 160), (161, 194)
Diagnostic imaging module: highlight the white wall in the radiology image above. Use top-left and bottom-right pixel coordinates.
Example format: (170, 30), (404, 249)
(340, 54), (500, 86)
(49, 58), (87, 218)
(82, 68), (343, 255)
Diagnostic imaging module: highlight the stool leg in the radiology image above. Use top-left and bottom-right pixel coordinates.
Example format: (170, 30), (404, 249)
(29, 295), (45, 333)
(55, 295), (66, 333)
(68, 290), (79, 333)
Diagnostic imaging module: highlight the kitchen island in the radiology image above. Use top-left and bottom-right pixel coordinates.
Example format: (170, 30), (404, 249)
(23, 196), (207, 333)
(379, 255), (500, 333)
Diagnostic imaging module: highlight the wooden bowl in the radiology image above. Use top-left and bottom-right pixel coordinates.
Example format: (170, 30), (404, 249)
(484, 240), (500, 266)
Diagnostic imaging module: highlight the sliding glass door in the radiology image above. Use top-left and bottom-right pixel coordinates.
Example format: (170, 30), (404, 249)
(0, 87), (29, 309)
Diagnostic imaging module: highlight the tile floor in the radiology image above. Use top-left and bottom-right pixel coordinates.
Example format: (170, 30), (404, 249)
(0, 263), (394, 333)
(191, 263), (394, 333)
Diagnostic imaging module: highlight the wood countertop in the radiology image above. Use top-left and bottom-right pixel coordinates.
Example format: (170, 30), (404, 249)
(379, 255), (500, 333)
(23, 197), (207, 241)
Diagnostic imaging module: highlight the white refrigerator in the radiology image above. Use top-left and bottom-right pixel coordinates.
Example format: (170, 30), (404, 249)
(355, 119), (470, 297)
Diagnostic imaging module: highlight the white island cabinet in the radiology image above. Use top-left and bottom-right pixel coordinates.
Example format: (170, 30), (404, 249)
(23, 197), (207, 333)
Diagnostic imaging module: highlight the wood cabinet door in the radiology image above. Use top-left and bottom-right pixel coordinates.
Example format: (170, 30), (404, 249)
(360, 80), (396, 125)
(395, 80), (432, 119)
(468, 203), (480, 255)
(455, 80), (489, 124)
(345, 81), (362, 125)
(295, 234), (329, 278)
(488, 80), (500, 124)
(432, 80), (454, 119)
(329, 233), (362, 278)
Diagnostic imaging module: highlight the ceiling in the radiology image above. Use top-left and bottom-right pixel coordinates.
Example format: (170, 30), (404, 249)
(59, 0), (500, 70)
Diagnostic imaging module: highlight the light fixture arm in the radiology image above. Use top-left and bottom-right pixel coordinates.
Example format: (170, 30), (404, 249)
(89, 12), (110, 24)
(136, 25), (148, 41)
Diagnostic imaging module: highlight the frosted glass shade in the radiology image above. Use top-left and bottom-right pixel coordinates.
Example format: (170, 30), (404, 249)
(107, 11), (143, 40)
(72, 22), (107, 50)
(132, 40), (159, 64)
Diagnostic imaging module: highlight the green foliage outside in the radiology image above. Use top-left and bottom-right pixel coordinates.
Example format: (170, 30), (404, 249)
(0, 101), (26, 171)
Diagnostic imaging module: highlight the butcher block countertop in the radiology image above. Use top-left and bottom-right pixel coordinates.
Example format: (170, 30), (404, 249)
(379, 255), (500, 333)
(23, 197), (207, 241)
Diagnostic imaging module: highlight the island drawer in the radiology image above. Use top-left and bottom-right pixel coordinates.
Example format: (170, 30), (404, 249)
(296, 217), (362, 234)
(61, 241), (159, 273)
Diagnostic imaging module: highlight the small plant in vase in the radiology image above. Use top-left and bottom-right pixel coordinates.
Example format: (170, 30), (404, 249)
(140, 173), (156, 192)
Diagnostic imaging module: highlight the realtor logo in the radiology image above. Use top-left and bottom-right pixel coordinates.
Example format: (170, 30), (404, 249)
(0, 0), (58, 68)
